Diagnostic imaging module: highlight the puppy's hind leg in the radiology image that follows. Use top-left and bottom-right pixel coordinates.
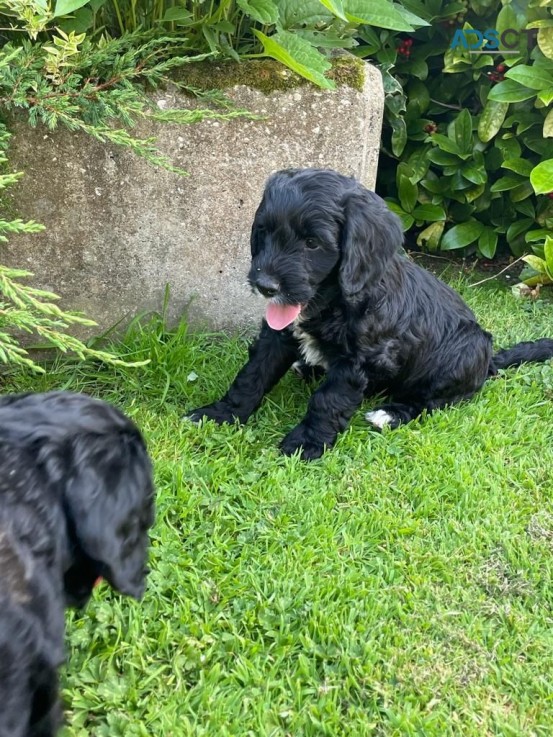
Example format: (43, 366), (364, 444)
(365, 392), (477, 431)
(366, 328), (492, 431)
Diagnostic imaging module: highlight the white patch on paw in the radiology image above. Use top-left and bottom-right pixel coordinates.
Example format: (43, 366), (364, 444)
(291, 361), (304, 376)
(365, 409), (394, 429)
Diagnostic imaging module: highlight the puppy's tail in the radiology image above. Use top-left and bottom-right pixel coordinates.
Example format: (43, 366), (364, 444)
(490, 338), (553, 372)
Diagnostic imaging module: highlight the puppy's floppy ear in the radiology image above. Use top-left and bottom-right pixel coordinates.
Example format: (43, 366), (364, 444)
(250, 194), (267, 257)
(63, 429), (155, 599)
(251, 169), (304, 257)
(339, 187), (403, 299)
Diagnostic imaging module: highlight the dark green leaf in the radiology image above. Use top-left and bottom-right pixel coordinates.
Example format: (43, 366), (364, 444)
(53, 0), (89, 16)
(506, 65), (553, 91)
(391, 117), (408, 158)
(495, 137), (522, 161)
(514, 199), (535, 219)
(477, 99), (509, 144)
(412, 204), (446, 221)
(507, 218), (535, 248)
(488, 80), (536, 103)
(385, 200), (415, 230)
(398, 174), (418, 213)
(526, 229), (551, 243)
(502, 158), (534, 177)
(453, 109), (473, 154)
(430, 134), (463, 156)
(523, 136), (553, 156)
(462, 163), (487, 185)
(510, 182), (535, 203)
(490, 175), (525, 192)
(408, 59), (428, 80)
(478, 228), (498, 259)
(420, 176), (444, 195)
(441, 221), (485, 250)
(406, 147), (430, 183)
(427, 148), (461, 166)
(58, 5), (93, 32)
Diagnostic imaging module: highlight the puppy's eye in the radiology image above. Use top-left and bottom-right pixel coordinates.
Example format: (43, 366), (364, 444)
(305, 238), (319, 250)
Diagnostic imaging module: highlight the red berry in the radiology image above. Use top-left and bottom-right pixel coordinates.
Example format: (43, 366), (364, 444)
(548, 192), (553, 200)
(496, 63), (506, 72)
(405, 38), (413, 46)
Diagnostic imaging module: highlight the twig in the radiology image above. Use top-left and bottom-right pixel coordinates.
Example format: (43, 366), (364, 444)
(429, 98), (463, 111)
(468, 256), (524, 288)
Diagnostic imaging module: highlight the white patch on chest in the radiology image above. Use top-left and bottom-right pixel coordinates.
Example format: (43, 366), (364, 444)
(292, 323), (329, 369)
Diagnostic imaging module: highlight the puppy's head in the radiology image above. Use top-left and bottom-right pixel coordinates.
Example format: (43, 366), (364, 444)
(248, 168), (404, 330)
(6, 393), (156, 608)
(60, 420), (155, 608)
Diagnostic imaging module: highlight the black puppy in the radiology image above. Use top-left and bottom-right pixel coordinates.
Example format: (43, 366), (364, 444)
(188, 168), (553, 460)
(0, 391), (155, 737)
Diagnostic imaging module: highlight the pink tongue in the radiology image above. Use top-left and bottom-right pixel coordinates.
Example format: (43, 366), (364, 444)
(266, 303), (302, 330)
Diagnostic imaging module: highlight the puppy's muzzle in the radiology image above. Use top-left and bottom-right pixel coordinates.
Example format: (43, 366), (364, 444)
(253, 273), (280, 298)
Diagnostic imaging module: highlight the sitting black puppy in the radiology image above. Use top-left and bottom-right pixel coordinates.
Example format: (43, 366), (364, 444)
(0, 391), (155, 737)
(188, 167), (553, 460)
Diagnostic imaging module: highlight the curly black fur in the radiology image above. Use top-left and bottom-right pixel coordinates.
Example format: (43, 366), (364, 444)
(0, 391), (155, 737)
(187, 168), (553, 460)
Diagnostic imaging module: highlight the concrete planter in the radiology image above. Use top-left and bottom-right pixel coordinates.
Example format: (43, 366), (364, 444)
(6, 57), (384, 333)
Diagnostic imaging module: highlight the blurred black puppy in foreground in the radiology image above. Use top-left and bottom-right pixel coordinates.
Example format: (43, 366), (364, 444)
(0, 391), (155, 737)
(188, 167), (553, 460)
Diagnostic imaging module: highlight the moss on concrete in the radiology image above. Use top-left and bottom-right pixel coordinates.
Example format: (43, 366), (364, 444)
(172, 54), (365, 95)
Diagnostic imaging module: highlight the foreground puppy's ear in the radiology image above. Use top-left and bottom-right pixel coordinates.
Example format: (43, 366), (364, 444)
(339, 189), (403, 298)
(250, 196), (267, 258)
(63, 430), (155, 599)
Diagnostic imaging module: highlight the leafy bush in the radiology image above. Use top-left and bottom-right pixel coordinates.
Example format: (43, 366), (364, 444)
(1, 0), (427, 88)
(370, 0), (553, 265)
(0, 28), (257, 172)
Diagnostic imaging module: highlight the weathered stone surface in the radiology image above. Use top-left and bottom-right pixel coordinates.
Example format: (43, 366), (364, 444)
(6, 58), (384, 333)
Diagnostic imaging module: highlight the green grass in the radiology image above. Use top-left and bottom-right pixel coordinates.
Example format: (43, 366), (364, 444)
(7, 280), (553, 737)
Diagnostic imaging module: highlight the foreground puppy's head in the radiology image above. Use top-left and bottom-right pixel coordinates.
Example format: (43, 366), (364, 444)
(0, 391), (155, 608)
(60, 424), (154, 608)
(248, 168), (404, 330)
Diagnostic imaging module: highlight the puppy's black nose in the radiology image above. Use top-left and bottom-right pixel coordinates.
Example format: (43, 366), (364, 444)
(254, 274), (280, 298)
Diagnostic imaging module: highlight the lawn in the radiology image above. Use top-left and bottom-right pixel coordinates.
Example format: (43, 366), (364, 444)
(7, 276), (553, 737)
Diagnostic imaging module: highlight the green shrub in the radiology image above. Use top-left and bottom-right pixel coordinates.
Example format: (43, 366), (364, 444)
(0, 0), (427, 89)
(368, 0), (553, 266)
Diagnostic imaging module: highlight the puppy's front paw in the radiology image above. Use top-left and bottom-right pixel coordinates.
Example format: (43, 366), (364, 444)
(280, 424), (328, 461)
(184, 402), (238, 426)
